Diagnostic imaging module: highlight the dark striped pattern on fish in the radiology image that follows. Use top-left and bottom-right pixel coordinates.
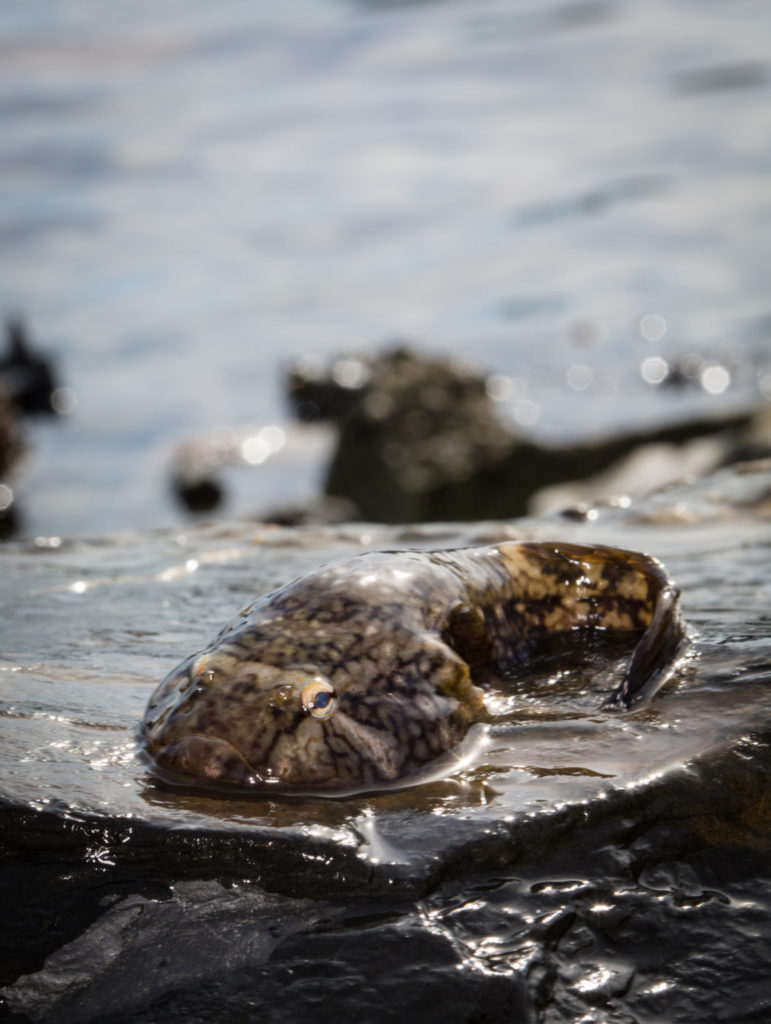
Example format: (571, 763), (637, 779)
(141, 541), (686, 789)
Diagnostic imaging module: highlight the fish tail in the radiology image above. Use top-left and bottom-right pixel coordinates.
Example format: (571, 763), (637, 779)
(602, 583), (688, 709)
(496, 541), (687, 707)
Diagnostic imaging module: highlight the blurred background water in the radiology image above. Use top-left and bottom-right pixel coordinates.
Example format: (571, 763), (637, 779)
(1, 0), (770, 536)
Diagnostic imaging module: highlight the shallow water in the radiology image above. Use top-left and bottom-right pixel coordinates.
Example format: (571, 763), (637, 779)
(1, 0), (770, 535)
(1, 462), (770, 1021)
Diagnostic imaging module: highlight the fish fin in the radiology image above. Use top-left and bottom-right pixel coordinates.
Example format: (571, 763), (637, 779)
(443, 603), (499, 681)
(421, 631), (486, 715)
(603, 585), (687, 709)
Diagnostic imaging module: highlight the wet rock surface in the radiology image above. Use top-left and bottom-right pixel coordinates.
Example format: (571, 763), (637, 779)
(1, 462), (770, 1022)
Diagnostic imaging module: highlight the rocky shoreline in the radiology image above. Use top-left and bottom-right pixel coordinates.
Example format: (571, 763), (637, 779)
(1, 461), (769, 1022)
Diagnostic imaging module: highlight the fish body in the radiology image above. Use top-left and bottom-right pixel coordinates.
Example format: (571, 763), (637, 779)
(141, 541), (686, 789)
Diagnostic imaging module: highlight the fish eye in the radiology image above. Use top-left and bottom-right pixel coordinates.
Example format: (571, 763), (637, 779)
(301, 678), (337, 719)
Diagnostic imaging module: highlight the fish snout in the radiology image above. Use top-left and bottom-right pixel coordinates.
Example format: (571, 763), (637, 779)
(152, 734), (262, 786)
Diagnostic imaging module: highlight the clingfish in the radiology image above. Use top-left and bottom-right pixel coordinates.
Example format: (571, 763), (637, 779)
(141, 541), (687, 790)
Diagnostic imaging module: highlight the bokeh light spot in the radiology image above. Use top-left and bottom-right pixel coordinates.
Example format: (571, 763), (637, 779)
(639, 314), (667, 342)
(566, 363), (594, 391)
(700, 363), (730, 394)
(640, 356), (668, 385)
(51, 388), (77, 414)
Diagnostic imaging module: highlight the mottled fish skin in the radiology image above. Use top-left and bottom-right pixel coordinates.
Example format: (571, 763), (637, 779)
(141, 541), (686, 790)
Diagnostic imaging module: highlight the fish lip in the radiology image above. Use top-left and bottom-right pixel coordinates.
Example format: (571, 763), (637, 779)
(151, 733), (270, 788)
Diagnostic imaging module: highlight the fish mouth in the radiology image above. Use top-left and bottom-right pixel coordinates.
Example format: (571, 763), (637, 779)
(151, 733), (266, 787)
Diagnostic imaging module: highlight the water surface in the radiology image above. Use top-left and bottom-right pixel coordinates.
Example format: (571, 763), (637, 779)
(1, 0), (769, 535)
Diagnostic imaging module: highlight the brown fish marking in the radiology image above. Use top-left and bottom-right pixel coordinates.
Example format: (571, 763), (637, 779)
(141, 541), (687, 790)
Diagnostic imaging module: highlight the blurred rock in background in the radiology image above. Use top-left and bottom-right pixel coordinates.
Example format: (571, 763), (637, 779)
(169, 345), (767, 526)
(287, 345), (761, 523)
(0, 318), (66, 538)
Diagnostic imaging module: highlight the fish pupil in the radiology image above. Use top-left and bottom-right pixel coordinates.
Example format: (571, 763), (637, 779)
(315, 691), (332, 709)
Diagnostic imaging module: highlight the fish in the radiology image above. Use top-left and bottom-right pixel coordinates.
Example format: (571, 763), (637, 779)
(141, 541), (687, 790)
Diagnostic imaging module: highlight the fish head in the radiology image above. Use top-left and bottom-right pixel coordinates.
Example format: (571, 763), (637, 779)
(141, 636), (481, 790)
